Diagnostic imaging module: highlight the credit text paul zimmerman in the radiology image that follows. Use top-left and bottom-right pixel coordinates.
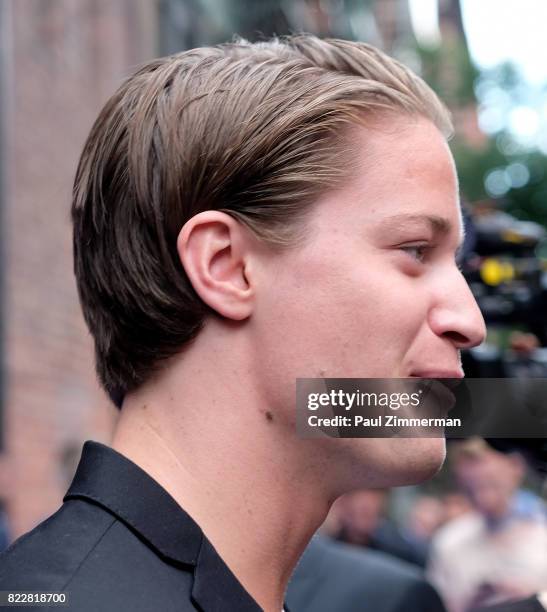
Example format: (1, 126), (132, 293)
(307, 415), (462, 428)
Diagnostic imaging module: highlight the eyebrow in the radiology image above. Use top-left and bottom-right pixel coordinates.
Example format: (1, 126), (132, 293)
(379, 214), (466, 245)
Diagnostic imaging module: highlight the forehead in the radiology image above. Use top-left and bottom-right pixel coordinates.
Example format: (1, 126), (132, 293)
(349, 116), (457, 201)
(309, 115), (463, 248)
(310, 116), (462, 237)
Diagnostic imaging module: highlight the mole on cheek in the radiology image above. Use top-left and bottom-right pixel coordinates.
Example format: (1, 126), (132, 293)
(265, 411), (274, 422)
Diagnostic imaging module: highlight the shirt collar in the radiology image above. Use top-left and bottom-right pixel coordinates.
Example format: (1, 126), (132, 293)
(64, 440), (262, 611)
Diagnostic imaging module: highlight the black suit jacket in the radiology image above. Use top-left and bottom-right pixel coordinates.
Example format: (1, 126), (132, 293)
(286, 534), (446, 612)
(0, 441), (267, 611)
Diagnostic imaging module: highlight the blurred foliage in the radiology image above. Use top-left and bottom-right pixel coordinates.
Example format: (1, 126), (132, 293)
(450, 139), (504, 201)
(417, 38), (479, 107)
(418, 37), (547, 229)
(452, 137), (547, 228)
(159, 0), (373, 53)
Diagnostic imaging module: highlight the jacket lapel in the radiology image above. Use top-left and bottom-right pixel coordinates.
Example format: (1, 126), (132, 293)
(191, 536), (263, 612)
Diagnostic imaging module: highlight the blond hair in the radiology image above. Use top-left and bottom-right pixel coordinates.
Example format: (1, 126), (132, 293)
(72, 35), (452, 404)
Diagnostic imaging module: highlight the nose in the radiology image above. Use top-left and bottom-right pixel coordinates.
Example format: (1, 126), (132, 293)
(428, 270), (486, 349)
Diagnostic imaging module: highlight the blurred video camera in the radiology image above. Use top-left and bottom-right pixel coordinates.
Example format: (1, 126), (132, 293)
(459, 206), (547, 476)
(461, 207), (547, 340)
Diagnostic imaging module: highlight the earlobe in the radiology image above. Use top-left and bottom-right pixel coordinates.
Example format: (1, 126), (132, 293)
(176, 211), (254, 320)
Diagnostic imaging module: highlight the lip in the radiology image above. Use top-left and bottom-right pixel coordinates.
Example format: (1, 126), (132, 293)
(425, 380), (457, 416)
(410, 370), (464, 379)
(409, 371), (464, 395)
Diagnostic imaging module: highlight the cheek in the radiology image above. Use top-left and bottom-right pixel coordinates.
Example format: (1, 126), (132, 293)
(254, 249), (428, 376)
(320, 256), (428, 351)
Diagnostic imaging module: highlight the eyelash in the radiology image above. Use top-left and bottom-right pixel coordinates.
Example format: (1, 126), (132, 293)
(399, 245), (466, 271)
(399, 244), (431, 263)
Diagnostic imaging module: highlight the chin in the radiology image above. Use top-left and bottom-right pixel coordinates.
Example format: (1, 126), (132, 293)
(335, 437), (447, 492)
(368, 437), (447, 488)
(394, 437), (447, 485)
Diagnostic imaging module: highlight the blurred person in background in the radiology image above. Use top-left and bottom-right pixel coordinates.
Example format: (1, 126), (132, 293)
(470, 438), (547, 612)
(336, 489), (430, 567)
(403, 494), (448, 559)
(440, 490), (473, 523)
(428, 438), (547, 612)
(504, 332), (547, 379)
(0, 34), (485, 611)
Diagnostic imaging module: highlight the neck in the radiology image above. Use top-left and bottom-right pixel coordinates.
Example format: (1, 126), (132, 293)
(110, 330), (334, 612)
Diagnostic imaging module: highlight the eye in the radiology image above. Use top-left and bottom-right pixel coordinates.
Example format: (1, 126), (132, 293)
(399, 244), (430, 263)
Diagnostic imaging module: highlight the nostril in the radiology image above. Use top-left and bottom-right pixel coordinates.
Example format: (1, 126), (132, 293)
(443, 331), (469, 345)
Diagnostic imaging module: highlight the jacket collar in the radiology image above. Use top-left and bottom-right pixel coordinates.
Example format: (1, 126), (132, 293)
(64, 441), (262, 611)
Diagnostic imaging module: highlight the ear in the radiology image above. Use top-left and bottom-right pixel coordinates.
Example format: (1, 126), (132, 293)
(176, 211), (255, 320)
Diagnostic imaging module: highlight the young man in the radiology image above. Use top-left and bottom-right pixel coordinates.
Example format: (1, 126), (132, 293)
(0, 35), (485, 611)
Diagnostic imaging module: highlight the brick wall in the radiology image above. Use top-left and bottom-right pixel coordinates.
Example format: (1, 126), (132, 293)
(1, 0), (158, 538)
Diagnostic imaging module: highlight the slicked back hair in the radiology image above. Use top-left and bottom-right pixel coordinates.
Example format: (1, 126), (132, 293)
(72, 35), (452, 406)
